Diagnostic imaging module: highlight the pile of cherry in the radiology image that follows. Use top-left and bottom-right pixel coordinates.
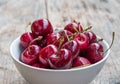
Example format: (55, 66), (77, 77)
(20, 18), (105, 69)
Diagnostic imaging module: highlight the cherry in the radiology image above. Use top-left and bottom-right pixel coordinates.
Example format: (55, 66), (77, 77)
(37, 37), (47, 48)
(64, 22), (83, 33)
(72, 56), (91, 68)
(58, 30), (73, 41)
(20, 32), (36, 48)
(39, 44), (58, 67)
(20, 18), (115, 70)
(39, 38), (73, 69)
(74, 33), (89, 52)
(31, 19), (53, 36)
(85, 31), (97, 43)
(32, 63), (47, 69)
(62, 40), (80, 59)
(84, 43), (104, 63)
(58, 30), (72, 36)
(48, 49), (72, 69)
(20, 45), (41, 65)
(46, 33), (62, 47)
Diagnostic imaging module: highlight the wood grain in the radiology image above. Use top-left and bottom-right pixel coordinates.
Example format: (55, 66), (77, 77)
(0, 0), (120, 84)
(0, 0), (46, 84)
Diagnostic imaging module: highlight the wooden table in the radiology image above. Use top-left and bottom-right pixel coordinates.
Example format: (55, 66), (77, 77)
(0, 0), (120, 84)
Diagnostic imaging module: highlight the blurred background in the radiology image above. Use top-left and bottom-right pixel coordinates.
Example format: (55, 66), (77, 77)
(0, 0), (120, 84)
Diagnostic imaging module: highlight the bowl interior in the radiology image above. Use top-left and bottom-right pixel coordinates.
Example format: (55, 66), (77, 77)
(10, 37), (24, 61)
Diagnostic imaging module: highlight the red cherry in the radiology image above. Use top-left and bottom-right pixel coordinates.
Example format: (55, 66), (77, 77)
(62, 40), (80, 59)
(46, 33), (62, 47)
(20, 45), (41, 65)
(20, 32), (36, 48)
(85, 43), (104, 63)
(31, 19), (53, 36)
(72, 56), (91, 68)
(39, 44), (58, 67)
(58, 30), (73, 41)
(32, 63), (47, 69)
(48, 49), (72, 69)
(58, 30), (72, 36)
(74, 33), (89, 52)
(64, 22), (83, 33)
(37, 37), (47, 48)
(85, 31), (97, 43)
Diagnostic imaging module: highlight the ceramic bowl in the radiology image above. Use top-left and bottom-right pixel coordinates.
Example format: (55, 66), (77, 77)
(10, 36), (110, 84)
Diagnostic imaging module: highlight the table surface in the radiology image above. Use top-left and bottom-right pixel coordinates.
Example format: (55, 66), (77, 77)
(0, 0), (120, 84)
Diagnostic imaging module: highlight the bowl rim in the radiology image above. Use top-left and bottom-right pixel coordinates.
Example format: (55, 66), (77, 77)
(10, 36), (110, 72)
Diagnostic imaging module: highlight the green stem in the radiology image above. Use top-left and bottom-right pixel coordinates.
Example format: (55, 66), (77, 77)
(103, 32), (115, 54)
(73, 20), (77, 23)
(68, 33), (77, 40)
(73, 26), (79, 33)
(78, 22), (81, 32)
(82, 25), (92, 33)
(97, 38), (103, 43)
(58, 37), (64, 52)
(29, 36), (43, 46)
(64, 30), (70, 41)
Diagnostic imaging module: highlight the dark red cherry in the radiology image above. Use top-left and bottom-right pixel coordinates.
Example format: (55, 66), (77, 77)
(64, 22), (83, 33)
(72, 56), (91, 68)
(32, 63), (47, 69)
(20, 32), (36, 48)
(74, 33), (89, 52)
(85, 43), (104, 63)
(20, 45), (41, 65)
(31, 19), (53, 36)
(37, 37), (47, 48)
(62, 40), (80, 59)
(58, 30), (73, 41)
(48, 49), (72, 69)
(46, 33), (62, 47)
(39, 44), (58, 67)
(85, 31), (97, 43)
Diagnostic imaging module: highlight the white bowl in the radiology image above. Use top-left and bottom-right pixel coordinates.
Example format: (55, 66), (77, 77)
(10, 36), (110, 84)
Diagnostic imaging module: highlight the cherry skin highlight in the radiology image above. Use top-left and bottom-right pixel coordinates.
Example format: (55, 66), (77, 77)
(74, 33), (89, 52)
(31, 19), (53, 37)
(84, 43), (104, 63)
(64, 22), (83, 33)
(20, 32), (36, 48)
(20, 45), (41, 65)
(48, 49), (72, 69)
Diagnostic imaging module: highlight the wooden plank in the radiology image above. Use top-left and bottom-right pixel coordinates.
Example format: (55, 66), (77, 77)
(0, 0), (120, 84)
(0, 0), (46, 84)
(47, 0), (120, 84)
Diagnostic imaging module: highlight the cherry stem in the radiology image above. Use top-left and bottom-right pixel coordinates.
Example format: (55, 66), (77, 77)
(78, 22), (81, 32)
(58, 37), (64, 52)
(64, 30), (70, 41)
(97, 38), (103, 43)
(82, 25), (92, 33)
(28, 46), (31, 55)
(29, 36), (43, 46)
(45, 0), (49, 19)
(104, 32), (115, 55)
(73, 20), (82, 33)
(73, 20), (77, 23)
(73, 26), (79, 33)
(68, 33), (77, 40)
